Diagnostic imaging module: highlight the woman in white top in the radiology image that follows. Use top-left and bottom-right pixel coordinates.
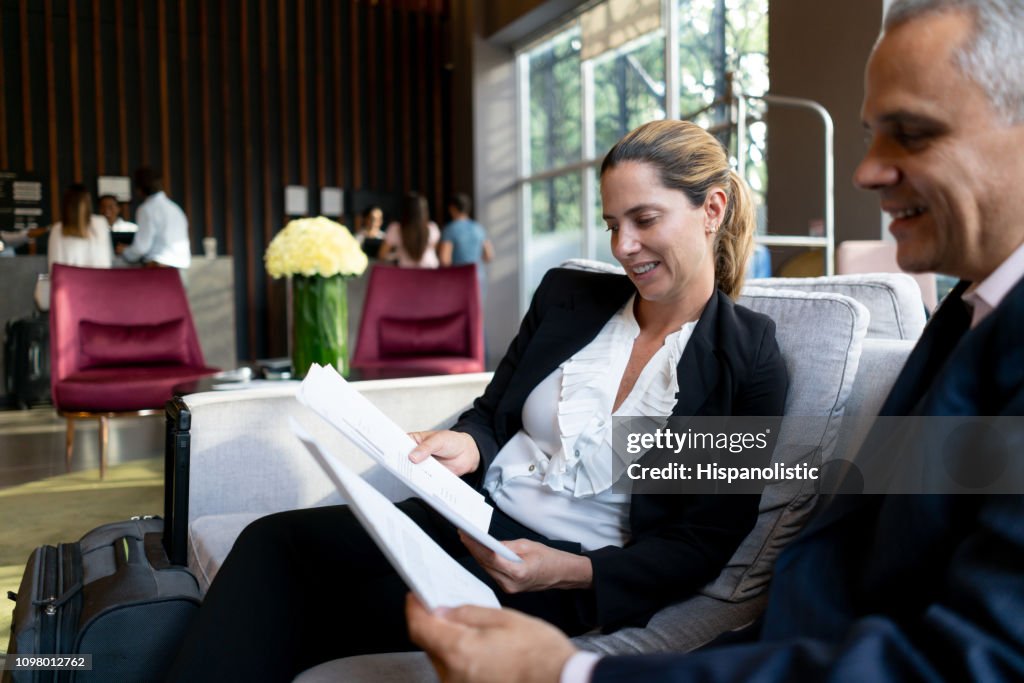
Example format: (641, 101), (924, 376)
(170, 121), (788, 683)
(47, 185), (112, 270)
(379, 192), (440, 268)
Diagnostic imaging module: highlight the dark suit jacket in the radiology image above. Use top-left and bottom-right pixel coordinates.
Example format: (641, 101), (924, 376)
(595, 277), (1024, 681)
(453, 268), (788, 629)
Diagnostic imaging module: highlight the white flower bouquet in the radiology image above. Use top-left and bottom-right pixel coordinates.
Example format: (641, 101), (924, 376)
(264, 216), (368, 279)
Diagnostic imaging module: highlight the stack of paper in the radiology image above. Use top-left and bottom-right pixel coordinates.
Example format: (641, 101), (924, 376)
(291, 419), (500, 609)
(297, 364), (521, 562)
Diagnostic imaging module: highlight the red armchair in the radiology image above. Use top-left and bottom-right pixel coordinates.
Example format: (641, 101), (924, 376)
(351, 264), (484, 377)
(49, 264), (218, 478)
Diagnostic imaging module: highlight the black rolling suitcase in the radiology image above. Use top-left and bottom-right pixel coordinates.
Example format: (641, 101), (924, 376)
(3, 314), (50, 408)
(4, 517), (201, 683)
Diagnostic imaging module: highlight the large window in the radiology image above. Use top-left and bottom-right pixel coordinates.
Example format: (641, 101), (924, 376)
(517, 0), (769, 306)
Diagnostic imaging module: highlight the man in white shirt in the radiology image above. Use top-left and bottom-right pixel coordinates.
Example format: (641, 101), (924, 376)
(119, 167), (191, 269)
(98, 194), (138, 234)
(406, 1), (1024, 681)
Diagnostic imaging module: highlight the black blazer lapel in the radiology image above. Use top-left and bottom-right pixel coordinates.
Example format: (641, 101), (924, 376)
(497, 273), (636, 423)
(671, 288), (722, 417)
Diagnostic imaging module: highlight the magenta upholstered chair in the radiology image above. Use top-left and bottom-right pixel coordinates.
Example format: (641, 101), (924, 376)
(351, 264), (484, 377)
(49, 264), (218, 478)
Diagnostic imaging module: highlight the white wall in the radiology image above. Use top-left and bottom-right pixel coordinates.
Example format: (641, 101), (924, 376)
(472, 35), (523, 367)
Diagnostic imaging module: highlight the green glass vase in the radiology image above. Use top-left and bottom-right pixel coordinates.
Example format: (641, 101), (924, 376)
(291, 274), (347, 379)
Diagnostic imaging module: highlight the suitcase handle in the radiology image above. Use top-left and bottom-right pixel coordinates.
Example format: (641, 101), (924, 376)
(115, 536), (145, 569)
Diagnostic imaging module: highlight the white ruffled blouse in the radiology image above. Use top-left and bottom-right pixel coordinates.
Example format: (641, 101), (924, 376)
(484, 295), (697, 551)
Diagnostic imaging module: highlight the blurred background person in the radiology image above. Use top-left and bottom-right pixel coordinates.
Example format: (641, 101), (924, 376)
(47, 184), (111, 270)
(440, 192), (494, 298)
(98, 193), (137, 234)
(379, 192), (440, 268)
(98, 193), (138, 257)
(354, 205), (385, 259)
(118, 166), (191, 270)
(0, 231), (23, 257)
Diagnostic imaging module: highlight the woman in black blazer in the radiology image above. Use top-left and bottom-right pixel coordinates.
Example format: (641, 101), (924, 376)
(170, 120), (787, 682)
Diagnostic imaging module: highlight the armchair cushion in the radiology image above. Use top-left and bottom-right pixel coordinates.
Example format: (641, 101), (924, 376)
(747, 273), (927, 340)
(79, 318), (189, 368)
(56, 365), (216, 412)
(696, 287), (868, 603)
(379, 312), (468, 357)
(189, 512), (264, 594)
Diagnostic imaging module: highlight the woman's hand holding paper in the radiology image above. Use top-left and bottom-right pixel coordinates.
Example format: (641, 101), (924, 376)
(409, 430), (482, 476)
(459, 533), (593, 593)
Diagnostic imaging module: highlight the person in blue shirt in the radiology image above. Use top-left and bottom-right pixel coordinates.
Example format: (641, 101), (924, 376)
(440, 193), (493, 299)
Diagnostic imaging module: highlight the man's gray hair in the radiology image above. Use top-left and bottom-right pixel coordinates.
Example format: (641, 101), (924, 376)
(884, 0), (1024, 123)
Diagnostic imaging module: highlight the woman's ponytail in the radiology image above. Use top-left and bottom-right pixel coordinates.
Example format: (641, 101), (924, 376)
(713, 169), (756, 299)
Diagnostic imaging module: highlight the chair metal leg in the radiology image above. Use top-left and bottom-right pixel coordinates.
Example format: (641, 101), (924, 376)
(99, 415), (109, 480)
(65, 417), (75, 473)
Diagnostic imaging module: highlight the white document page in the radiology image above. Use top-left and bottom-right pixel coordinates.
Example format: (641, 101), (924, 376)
(291, 419), (500, 610)
(297, 364), (521, 562)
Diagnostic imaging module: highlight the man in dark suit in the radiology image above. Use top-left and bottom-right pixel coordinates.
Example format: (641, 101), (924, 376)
(407, 1), (1024, 680)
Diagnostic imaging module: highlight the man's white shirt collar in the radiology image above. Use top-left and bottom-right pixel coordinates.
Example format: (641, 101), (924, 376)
(962, 240), (1024, 328)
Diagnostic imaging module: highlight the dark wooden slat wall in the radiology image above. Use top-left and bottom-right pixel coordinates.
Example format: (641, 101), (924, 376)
(44, 0), (58, 222)
(18, 0), (32, 173)
(399, 5), (411, 192)
(218, 0), (233, 258)
(0, 9), (6, 170)
(177, 0), (191, 225)
(0, 0), (453, 362)
(91, 0), (103, 173)
(136, 1), (148, 165)
(366, 1), (377, 188)
(313, 0), (325, 190)
(68, 0), (81, 181)
(115, 0), (128, 174)
(295, 0), (308, 188)
(259, 0), (282, 363)
(240, 0), (256, 356)
(198, 0), (211, 237)
(348, 1), (362, 190)
(332, 2), (344, 188)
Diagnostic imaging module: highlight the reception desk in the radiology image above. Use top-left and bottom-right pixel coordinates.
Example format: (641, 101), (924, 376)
(184, 257), (238, 372)
(0, 256), (237, 407)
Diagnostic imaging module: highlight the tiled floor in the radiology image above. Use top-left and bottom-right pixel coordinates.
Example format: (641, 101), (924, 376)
(0, 406), (164, 489)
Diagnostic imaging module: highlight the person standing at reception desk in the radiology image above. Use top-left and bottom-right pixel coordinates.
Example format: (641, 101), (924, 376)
(98, 194), (138, 234)
(47, 184), (112, 269)
(118, 167), (191, 270)
(379, 193), (441, 268)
